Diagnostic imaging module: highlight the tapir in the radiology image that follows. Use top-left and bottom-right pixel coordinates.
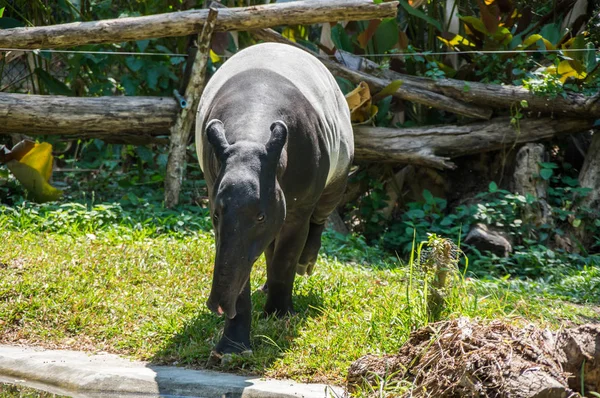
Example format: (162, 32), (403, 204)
(195, 42), (354, 354)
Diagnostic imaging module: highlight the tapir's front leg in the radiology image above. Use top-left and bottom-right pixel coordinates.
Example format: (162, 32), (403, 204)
(264, 214), (311, 316)
(214, 279), (252, 354)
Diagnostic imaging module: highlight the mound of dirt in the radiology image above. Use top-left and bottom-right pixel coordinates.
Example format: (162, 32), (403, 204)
(347, 318), (600, 397)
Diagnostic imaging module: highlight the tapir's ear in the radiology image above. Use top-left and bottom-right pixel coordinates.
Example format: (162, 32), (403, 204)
(205, 119), (229, 160)
(266, 121), (288, 161)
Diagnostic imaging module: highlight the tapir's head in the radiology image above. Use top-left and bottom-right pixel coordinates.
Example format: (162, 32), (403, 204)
(204, 119), (287, 319)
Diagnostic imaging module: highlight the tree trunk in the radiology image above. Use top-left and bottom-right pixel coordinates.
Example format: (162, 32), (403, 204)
(164, 8), (218, 208)
(512, 143), (550, 226)
(574, 132), (600, 246)
(578, 132), (600, 211)
(251, 28), (493, 120)
(0, 93), (177, 144)
(0, 0), (398, 49)
(353, 117), (594, 169)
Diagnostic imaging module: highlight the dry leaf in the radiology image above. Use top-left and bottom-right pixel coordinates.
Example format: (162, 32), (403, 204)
(357, 20), (381, 49)
(345, 81), (373, 123)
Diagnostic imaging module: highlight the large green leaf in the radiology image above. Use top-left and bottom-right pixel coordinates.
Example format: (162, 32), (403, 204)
(372, 80), (403, 102)
(373, 18), (399, 53)
(584, 42), (598, 73)
(146, 67), (160, 90)
(399, 0), (442, 32)
(330, 24), (354, 52)
(34, 68), (71, 96)
(539, 23), (561, 45)
(136, 39), (150, 52)
(0, 17), (24, 29)
(459, 16), (488, 35)
(540, 168), (553, 180)
(125, 57), (144, 72)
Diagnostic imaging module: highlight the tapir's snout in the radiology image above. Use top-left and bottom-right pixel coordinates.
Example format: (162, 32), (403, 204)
(206, 237), (255, 320)
(206, 296), (236, 319)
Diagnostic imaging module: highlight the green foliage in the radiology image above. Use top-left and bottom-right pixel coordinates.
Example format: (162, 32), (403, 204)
(345, 168), (391, 238)
(382, 189), (467, 255)
(2, 1), (187, 97)
(0, 382), (68, 397)
(379, 162), (599, 284)
(398, 0), (442, 32)
(0, 200), (211, 237)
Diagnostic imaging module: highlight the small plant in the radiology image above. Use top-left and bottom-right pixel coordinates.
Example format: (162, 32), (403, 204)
(418, 234), (463, 322)
(522, 68), (566, 98)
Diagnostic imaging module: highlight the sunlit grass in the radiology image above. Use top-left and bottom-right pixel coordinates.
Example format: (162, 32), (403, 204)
(0, 202), (597, 386)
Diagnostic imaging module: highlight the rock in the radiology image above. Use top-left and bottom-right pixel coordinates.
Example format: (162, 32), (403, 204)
(556, 324), (600, 394)
(503, 357), (571, 398)
(326, 210), (349, 235)
(464, 223), (512, 257)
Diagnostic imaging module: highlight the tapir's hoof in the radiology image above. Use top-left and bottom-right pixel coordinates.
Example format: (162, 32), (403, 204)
(207, 350), (222, 366)
(208, 349), (253, 366)
(296, 263), (309, 276)
(220, 350), (253, 365)
(213, 336), (251, 357)
(296, 260), (316, 276)
(263, 305), (296, 319)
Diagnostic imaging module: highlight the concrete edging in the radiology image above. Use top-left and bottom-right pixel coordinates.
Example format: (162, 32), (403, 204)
(0, 345), (343, 398)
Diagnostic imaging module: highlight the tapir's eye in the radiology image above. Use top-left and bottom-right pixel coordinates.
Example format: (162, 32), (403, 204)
(257, 213), (266, 223)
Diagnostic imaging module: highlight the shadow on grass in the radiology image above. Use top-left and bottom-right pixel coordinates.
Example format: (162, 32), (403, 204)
(149, 287), (324, 376)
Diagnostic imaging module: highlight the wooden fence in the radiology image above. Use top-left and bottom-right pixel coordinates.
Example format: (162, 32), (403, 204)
(0, 0), (597, 207)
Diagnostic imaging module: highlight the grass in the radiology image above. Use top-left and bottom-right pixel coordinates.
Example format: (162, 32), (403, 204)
(0, 382), (68, 398)
(0, 200), (598, 388)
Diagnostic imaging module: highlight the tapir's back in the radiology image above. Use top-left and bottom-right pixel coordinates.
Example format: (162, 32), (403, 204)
(196, 42), (353, 187)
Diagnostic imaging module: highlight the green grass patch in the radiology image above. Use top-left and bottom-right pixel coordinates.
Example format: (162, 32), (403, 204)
(0, 202), (598, 386)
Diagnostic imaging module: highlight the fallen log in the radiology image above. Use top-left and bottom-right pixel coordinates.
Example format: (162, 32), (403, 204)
(251, 28), (493, 120)
(356, 55), (600, 119)
(353, 117), (595, 169)
(0, 93), (177, 144)
(0, 0), (398, 50)
(0, 93), (593, 167)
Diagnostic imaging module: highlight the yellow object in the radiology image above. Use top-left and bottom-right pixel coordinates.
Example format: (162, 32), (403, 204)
(556, 60), (587, 83)
(522, 34), (556, 50)
(438, 34), (477, 49)
(5, 141), (62, 202)
(209, 49), (221, 64)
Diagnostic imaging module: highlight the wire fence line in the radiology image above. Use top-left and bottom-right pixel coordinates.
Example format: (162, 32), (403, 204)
(1, 45), (597, 92)
(0, 48), (189, 57)
(1, 47), (599, 59)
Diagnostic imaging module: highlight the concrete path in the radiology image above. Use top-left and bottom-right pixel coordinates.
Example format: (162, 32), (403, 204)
(0, 345), (343, 398)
